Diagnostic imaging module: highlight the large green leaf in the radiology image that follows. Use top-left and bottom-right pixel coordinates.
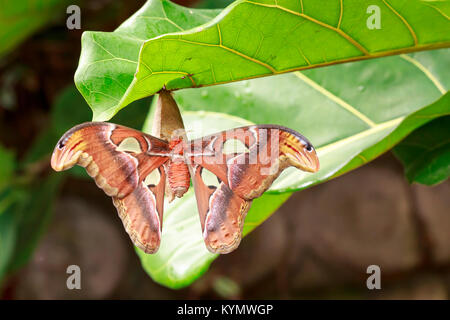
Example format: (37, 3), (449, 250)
(75, 0), (221, 120)
(75, 0), (450, 120)
(133, 49), (449, 289)
(174, 49), (449, 192)
(392, 116), (450, 185)
(0, 0), (71, 57)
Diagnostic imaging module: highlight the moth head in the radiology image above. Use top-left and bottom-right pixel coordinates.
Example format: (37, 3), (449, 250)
(51, 127), (86, 172)
(169, 128), (187, 149)
(281, 133), (319, 173)
(171, 128), (187, 139)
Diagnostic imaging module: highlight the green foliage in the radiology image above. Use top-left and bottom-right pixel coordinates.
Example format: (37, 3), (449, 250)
(75, 0), (450, 121)
(0, 146), (15, 190)
(75, 0), (221, 120)
(212, 276), (241, 298)
(0, 148), (18, 282)
(6, 174), (63, 273)
(0, 192), (17, 282)
(393, 116), (450, 185)
(0, 149), (62, 284)
(0, 0), (71, 57)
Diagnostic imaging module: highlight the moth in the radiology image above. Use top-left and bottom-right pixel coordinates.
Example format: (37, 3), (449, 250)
(51, 122), (319, 254)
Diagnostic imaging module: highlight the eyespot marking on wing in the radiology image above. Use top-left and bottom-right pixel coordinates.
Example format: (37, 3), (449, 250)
(222, 139), (249, 155)
(201, 167), (220, 189)
(117, 137), (142, 153)
(144, 169), (161, 187)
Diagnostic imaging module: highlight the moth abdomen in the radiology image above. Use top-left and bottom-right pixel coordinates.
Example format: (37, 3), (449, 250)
(167, 160), (190, 199)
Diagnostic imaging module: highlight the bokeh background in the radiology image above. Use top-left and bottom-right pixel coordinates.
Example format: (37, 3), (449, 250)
(0, 0), (449, 299)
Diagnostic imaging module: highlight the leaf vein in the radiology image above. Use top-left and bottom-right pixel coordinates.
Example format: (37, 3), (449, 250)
(91, 36), (117, 58)
(382, 0), (418, 46)
(400, 54), (446, 94)
(294, 72), (376, 127)
(423, 3), (450, 20)
(244, 0), (369, 55)
(84, 57), (137, 70)
(137, 16), (184, 31)
(164, 38), (277, 73)
(317, 116), (404, 154)
(338, 0), (343, 29)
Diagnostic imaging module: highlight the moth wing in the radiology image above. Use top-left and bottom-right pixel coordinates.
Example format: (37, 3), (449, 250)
(185, 125), (319, 201)
(112, 166), (166, 253)
(190, 164), (251, 254)
(51, 122), (170, 253)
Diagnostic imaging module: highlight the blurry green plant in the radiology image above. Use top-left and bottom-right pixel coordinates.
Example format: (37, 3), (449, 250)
(0, 0), (72, 58)
(393, 116), (450, 185)
(0, 0), (449, 290)
(0, 146), (62, 284)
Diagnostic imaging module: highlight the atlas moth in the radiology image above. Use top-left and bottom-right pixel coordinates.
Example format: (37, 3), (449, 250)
(51, 90), (319, 254)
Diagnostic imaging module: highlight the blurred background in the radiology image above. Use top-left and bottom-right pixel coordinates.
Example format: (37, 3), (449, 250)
(0, 0), (449, 300)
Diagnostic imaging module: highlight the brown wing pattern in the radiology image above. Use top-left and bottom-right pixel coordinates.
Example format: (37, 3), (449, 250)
(112, 167), (166, 253)
(185, 125), (319, 254)
(191, 164), (251, 254)
(186, 125), (319, 200)
(51, 122), (171, 253)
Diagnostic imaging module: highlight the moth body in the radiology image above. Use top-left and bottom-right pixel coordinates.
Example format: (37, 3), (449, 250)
(166, 158), (190, 200)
